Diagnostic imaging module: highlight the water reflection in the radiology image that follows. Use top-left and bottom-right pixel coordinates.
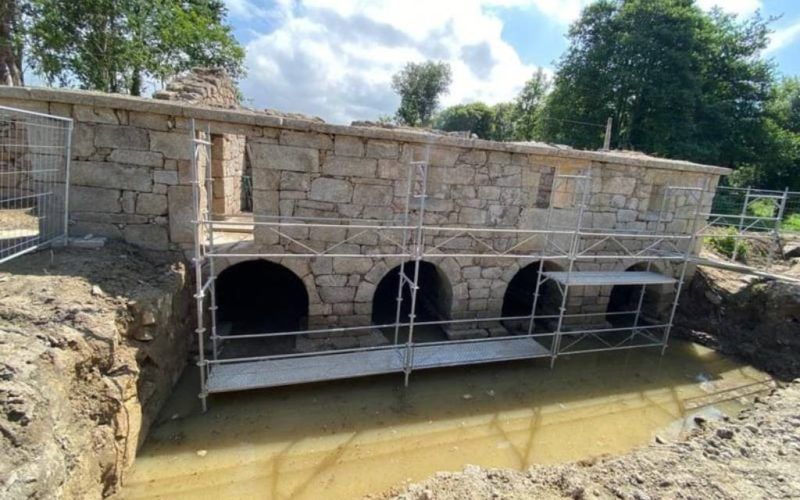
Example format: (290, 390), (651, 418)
(123, 341), (769, 500)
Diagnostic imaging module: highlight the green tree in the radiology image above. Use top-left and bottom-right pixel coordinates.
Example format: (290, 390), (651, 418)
(490, 102), (517, 141)
(541, 0), (772, 164)
(0, 0), (23, 85)
(391, 61), (452, 126)
(435, 70), (551, 141)
(25, 0), (244, 95)
(435, 102), (495, 138)
(513, 68), (551, 140)
(729, 78), (800, 189)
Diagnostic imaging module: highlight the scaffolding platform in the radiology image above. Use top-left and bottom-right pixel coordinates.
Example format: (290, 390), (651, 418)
(543, 271), (677, 286)
(207, 337), (550, 393)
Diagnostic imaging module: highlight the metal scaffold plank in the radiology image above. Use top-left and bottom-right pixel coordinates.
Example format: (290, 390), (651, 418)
(411, 337), (551, 369)
(207, 348), (406, 393)
(206, 337), (552, 393)
(543, 271), (677, 286)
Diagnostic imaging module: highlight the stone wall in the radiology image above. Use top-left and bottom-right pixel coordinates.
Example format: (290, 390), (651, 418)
(0, 86), (729, 327)
(244, 130), (713, 327)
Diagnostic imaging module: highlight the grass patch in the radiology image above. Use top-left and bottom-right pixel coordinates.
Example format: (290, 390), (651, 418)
(706, 227), (749, 261)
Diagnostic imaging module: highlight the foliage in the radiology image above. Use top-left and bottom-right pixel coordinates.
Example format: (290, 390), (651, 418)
(435, 70), (551, 141)
(391, 61), (452, 126)
(781, 213), (800, 232)
(0, 0), (24, 85)
(512, 68), (550, 140)
(728, 78), (800, 190)
(540, 0), (773, 161)
(435, 102), (495, 138)
(706, 227), (748, 261)
(24, 0), (244, 95)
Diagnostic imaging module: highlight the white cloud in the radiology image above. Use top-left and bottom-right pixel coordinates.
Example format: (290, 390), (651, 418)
(696, 0), (762, 16)
(766, 18), (800, 55)
(232, 0), (771, 124)
(239, 0), (542, 124)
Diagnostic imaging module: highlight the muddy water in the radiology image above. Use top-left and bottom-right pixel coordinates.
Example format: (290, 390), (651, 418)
(123, 341), (769, 499)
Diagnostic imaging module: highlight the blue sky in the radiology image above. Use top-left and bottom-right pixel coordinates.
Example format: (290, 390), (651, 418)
(224, 0), (800, 124)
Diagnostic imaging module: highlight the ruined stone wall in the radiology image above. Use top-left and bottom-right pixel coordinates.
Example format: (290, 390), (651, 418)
(0, 87), (728, 326)
(153, 68), (239, 109)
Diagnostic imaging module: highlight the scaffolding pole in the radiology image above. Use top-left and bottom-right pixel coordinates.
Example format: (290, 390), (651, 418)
(190, 119), (209, 412)
(661, 180), (709, 355)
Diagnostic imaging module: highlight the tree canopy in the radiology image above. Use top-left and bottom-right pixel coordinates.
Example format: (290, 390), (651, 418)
(541, 0), (773, 167)
(20, 0), (244, 95)
(391, 61), (452, 126)
(730, 78), (800, 190)
(435, 70), (551, 141)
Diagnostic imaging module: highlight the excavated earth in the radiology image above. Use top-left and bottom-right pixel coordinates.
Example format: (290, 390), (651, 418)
(382, 260), (800, 500)
(0, 242), (192, 499)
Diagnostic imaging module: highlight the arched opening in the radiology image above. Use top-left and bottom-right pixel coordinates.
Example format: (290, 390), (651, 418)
(606, 263), (671, 328)
(501, 261), (562, 333)
(372, 261), (452, 342)
(215, 260), (308, 351)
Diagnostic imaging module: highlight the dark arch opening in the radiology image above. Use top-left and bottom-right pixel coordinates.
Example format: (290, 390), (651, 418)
(606, 263), (670, 328)
(215, 260), (309, 343)
(501, 261), (562, 333)
(372, 261), (452, 328)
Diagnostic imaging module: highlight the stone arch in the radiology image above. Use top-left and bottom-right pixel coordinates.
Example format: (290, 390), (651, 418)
(371, 261), (453, 325)
(501, 260), (563, 332)
(605, 262), (674, 327)
(215, 259), (310, 337)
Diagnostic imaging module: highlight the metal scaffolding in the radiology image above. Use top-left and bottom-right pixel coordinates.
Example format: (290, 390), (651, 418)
(188, 120), (736, 411)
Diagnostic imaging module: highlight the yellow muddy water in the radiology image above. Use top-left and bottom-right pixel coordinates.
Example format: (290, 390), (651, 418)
(122, 341), (769, 500)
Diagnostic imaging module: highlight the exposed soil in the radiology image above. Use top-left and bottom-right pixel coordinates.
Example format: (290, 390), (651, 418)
(382, 258), (800, 500)
(0, 242), (192, 498)
(676, 258), (800, 381)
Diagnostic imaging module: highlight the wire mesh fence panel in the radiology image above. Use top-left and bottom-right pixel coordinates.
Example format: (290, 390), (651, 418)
(709, 187), (792, 233)
(0, 106), (72, 264)
(781, 192), (800, 233)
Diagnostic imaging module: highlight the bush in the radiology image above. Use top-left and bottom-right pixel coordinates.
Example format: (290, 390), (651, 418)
(782, 213), (800, 232)
(706, 227), (749, 261)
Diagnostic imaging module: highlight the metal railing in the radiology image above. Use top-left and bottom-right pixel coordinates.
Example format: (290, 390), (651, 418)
(711, 186), (800, 233)
(0, 106), (73, 264)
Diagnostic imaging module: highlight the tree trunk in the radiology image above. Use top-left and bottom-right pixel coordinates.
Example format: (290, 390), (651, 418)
(130, 68), (142, 96)
(0, 0), (22, 86)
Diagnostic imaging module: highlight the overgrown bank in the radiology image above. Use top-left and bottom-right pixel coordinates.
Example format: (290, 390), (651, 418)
(0, 243), (192, 498)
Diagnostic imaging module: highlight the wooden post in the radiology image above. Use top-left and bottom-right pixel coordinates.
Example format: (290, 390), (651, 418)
(603, 117), (612, 151)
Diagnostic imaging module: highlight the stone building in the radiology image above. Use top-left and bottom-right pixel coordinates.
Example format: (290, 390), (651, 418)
(0, 84), (729, 341)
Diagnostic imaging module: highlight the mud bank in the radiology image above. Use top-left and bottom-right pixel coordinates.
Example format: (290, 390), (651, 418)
(677, 264), (800, 380)
(382, 381), (800, 500)
(0, 243), (192, 498)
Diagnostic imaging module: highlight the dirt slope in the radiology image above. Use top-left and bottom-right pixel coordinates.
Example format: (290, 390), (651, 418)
(0, 243), (192, 498)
